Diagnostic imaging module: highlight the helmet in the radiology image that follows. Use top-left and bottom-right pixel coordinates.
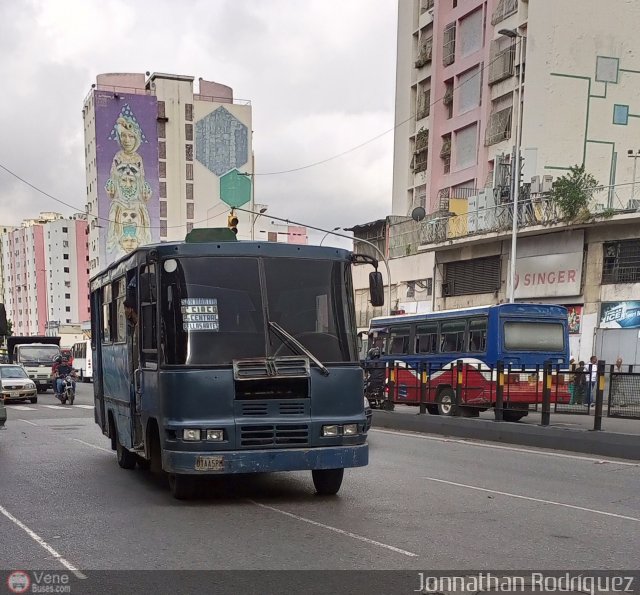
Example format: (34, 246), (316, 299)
(54, 355), (62, 364)
(61, 354), (70, 362)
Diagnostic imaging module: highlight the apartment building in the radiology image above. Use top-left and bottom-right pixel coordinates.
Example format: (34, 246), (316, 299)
(1, 213), (89, 336)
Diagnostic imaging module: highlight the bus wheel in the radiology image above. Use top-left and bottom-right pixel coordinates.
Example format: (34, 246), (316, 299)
(381, 400), (395, 411)
(502, 410), (528, 422)
(426, 405), (439, 415)
(436, 389), (458, 416)
(116, 431), (137, 470)
(312, 468), (344, 496)
(169, 474), (197, 500)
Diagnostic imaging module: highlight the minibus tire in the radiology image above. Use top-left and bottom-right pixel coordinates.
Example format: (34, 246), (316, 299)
(436, 388), (458, 416)
(169, 474), (197, 500)
(312, 468), (344, 495)
(116, 432), (137, 470)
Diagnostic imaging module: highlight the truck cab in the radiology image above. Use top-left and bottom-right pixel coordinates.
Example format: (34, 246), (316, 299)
(8, 337), (61, 393)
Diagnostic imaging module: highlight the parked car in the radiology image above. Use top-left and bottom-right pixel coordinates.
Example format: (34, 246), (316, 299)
(0, 392), (6, 431)
(0, 364), (38, 404)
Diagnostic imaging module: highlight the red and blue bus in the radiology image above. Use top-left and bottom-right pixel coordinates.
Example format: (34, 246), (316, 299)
(367, 303), (571, 421)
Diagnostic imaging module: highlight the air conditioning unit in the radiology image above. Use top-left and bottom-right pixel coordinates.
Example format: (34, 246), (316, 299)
(541, 175), (554, 193)
(530, 175), (541, 194)
(628, 199), (640, 210)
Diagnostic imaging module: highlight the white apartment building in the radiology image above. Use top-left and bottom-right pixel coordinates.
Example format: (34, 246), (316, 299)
(1, 213), (89, 336)
(83, 72), (254, 276)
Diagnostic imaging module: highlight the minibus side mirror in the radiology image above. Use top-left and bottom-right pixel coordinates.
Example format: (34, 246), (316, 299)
(369, 271), (384, 308)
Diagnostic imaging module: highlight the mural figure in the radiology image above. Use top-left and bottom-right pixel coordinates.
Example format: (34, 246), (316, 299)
(105, 104), (153, 260)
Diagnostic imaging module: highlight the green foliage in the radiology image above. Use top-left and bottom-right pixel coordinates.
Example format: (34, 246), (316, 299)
(601, 207), (616, 219)
(550, 165), (599, 220)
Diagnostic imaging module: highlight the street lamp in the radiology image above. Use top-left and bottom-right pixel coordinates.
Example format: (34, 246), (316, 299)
(628, 149), (640, 200)
(320, 227), (340, 246)
(236, 207), (392, 315)
(499, 27), (526, 303)
(251, 207), (268, 238)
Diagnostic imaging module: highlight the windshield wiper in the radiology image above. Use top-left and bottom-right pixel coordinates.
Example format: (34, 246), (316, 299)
(268, 321), (330, 377)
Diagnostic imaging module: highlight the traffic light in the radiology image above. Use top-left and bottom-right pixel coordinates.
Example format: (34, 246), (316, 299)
(227, 210), (239, 235)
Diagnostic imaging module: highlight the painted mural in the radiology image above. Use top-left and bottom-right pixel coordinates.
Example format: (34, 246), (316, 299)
(95, 92), (159, 266)
(195, 106), (248, 176)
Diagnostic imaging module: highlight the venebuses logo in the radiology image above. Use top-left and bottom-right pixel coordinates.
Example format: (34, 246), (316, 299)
(7, 570), (30, 594)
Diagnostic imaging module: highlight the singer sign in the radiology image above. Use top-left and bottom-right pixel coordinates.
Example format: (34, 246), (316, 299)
(514, 251), (583, 298)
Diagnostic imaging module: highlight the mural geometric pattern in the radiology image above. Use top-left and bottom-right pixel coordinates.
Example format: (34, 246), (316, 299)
(195, 106), (248, 176)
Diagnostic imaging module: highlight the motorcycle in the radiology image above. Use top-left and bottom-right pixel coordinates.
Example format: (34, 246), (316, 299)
(60, 375), (76, 405)
(364, 374), (386, 410)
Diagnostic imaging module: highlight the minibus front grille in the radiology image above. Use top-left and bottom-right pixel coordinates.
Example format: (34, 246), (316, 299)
(239, 424), (309, 447)
(233, 357), (310, 380)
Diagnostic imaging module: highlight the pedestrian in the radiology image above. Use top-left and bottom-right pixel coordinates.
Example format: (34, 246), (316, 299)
(587, 355), (598, 407)
(567, 358), (576, 404)
(573, 361), (587, 405)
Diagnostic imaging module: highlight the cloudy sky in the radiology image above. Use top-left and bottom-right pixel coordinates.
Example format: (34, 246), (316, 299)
(0, 0), (397, 245)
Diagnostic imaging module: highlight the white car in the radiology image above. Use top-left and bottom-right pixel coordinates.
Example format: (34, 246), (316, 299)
(0, 364), (38, 404)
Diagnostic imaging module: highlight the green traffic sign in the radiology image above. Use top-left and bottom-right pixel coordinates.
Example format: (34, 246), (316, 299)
(219, 169), (252, 208)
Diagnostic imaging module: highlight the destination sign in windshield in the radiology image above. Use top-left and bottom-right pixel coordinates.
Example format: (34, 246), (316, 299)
(181, 298), (219, 331)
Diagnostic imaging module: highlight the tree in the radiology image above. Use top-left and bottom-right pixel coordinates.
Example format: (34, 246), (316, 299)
(550, 164), (599, 220)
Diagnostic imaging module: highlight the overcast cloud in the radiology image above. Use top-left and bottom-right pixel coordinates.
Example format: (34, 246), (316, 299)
(0, 0), (397, 244)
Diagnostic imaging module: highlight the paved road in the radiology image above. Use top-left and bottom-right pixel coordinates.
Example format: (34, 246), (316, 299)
(0, 384), (638, 578)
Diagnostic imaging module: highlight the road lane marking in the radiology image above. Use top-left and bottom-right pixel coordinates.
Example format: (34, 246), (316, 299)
(421, 476), (640, 523)
(72, 438), (113, 454)
(43, 405), (67, 410)
(371, 428), (640, 467)
(249, 500), (418, 557)
(74, 405), (94, 409)
(8, 405), (36, 411)
(0, 504), (86, 579)
(19, 419), (38, 426)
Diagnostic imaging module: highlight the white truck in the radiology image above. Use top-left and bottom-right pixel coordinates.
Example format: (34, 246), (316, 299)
(7, 336), (61, 393)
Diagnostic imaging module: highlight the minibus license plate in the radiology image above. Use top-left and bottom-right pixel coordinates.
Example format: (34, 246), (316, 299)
(195, 456), (224, 471)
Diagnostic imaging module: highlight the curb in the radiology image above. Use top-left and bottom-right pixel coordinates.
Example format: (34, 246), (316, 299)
(372, 411), (640, 461)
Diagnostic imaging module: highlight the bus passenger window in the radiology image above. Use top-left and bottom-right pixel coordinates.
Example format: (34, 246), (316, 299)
(388, 327), (410, 355)
(468, 318), (487, 352)
(416, 323), (438, 353)
(440, 320), (465, 352)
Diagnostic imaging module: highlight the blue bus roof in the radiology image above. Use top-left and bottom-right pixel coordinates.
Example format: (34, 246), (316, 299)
(91, 240), (353, 285)
(370, 303), (568, 328)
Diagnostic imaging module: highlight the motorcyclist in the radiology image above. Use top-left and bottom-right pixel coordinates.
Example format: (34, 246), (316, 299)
(54, 355), (76, 402)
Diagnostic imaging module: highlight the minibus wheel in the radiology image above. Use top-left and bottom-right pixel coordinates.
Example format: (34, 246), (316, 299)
(312, 468), (344, 495)
(169, 473), (197, 500)
(115, 426), (137, 469)
(436, 388), (458, 416)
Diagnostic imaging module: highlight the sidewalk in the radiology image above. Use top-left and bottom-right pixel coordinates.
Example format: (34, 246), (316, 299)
(372, 405), (640, 461)
(390, 404), (640, 434)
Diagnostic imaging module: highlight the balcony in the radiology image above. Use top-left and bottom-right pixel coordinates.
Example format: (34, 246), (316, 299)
(485, 106), (512, 146)
(415, 38), (433, 69)
(491, 0), (518, 25)
(488, 45), (515, 85)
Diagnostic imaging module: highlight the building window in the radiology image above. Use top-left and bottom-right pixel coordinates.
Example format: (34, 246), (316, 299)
(186, 203), (194, 219)
(63, 240), (69, 248)
(603, 240), (640, 284)
(185, 144), (193, 161)
(458, 66), (481, 113)
(443, 22), (456, 66)
(413, 130), (428, 174)
(160, 182), (167, 198)
(157, 121), (166, 139)
(443, 79), (454, 119)
(62, 227), (68, 233)
(186, 183), (194, 200)
(160, 201), (167, 218)
(185, 123), (193, 141)
(186, 163), (193, 180)
(160, 220), (167, 238)
(63, 253), (69, 260)
(65, 293), (71, 299)
(159, 141), (166, 159)
(415, 35), (433, 69)
(459, 8), (483, 57)
(417, 84), (431, 120)
(443, 256), (501, 297)
(492, 0), (518, 25)
(158, 101), (166, 119)
(485, 94), (513, 146)
(185, 103), (193, 121)
(65, 306), (71, 312)
(488, 39), (516, 85)
(455, 123), (478, 170)
(441, 133), (452, 174)
(159, 161), (166, 178)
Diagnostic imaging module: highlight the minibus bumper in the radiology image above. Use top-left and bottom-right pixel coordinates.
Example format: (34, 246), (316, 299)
(162, 443), (368, 475)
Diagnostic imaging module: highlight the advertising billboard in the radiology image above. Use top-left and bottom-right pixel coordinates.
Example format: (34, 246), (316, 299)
(567, 305), (582, 334)
(94, 91), (159, 266)
(600, 301), (640, 329)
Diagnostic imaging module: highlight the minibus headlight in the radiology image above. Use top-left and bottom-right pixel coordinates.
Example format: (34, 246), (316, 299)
(322, 425), (339, 437)
(182, 429), (201, 441)
(343, 424), (358, 436)
(364, 396), (370, 409)
(206, 429), (224, 442)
